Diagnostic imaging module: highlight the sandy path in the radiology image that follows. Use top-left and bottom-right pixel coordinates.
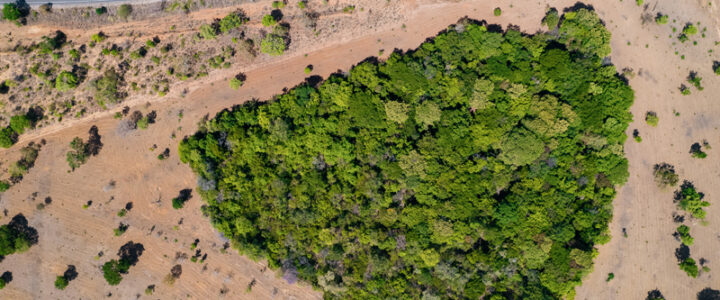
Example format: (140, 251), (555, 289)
(0, 0), (719, 298)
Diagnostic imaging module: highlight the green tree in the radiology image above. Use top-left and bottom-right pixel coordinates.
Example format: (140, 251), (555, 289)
(499, 129), (544, 166)
(219, 11), (248, 33)
(0, 127), (14, 148)
(66, 137), (88, 171)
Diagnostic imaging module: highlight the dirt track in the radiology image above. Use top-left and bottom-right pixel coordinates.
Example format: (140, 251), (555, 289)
(0, 0), (719, 299)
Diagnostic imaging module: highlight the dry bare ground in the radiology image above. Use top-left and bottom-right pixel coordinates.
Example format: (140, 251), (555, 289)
(0, 0), (718, 299)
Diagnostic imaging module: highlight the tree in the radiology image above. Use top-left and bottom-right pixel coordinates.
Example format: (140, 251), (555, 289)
(229, 73), (245, 90)
(260, 34), (286, 56)
(117, 4), (132, 19)
(91, 68), (123, 105)
(493, 7), (502, 16)
(676, 225), (694, 246)
(499, 129), (544, 166)
(55, 71), (79, 91)
(645, 111), (658, 127)
(655, 14), (668, 24)
(2, 3), (21, 21)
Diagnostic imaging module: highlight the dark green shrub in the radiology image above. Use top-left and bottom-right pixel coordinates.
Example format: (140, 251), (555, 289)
(493, 7), (502, 16)
(54, 276), (68, 290)
(9, 114), (31, 134)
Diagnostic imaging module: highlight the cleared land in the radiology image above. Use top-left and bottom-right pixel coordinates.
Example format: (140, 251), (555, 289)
(0, 0), (718, 299)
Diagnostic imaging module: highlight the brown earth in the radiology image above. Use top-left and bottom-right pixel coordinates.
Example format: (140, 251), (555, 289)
(0, 0), (718, 299)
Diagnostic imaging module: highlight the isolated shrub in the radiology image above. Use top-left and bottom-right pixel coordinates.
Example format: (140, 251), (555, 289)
(2, 3), (21, 21)
(653, 163), (679, 187)
(261, 14), (276, 27)
(645, 111), (658, 127)
(66, 137), (88, 170)
(229, 73), (245, 90)
(0, 181), (9, 192)
(117, 4), (132, 19)
(297, 1), (306, 9)
(493, 7), (502, 16)
(689, 142), (707, 159)
(54, 276), (69, 290)
(172, 189), (192, 209)
(55, 71), (79, 91)
(683, 24), (698, 36)
(95, 6), (107, 15)
(260, 34), (286, 56)
(655, 14), (668, 24)
(342, 5), (355, 13)
(90, 32), (107, 43)
(102, 259), (128, 285)
(304, 65), (312, 74)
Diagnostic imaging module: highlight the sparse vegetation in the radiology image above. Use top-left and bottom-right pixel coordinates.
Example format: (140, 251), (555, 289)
(117, 4), (132, 20)
(655, 14), (668, 24)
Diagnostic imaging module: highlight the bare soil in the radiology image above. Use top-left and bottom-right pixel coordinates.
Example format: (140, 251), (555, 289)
(0, 0), (718, 299)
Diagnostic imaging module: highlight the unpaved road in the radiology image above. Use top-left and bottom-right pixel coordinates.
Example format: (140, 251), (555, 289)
(0, 0), (719, 299)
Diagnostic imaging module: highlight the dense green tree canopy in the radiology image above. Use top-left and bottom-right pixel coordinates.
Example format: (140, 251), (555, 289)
(180, 8), (632, 299)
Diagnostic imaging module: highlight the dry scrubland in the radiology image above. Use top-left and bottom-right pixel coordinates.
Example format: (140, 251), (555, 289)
(0, 0), (717, 299)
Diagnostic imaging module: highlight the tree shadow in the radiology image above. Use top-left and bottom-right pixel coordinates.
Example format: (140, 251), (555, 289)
(117, 241), (144, 266)
(698, 288), (720, 300)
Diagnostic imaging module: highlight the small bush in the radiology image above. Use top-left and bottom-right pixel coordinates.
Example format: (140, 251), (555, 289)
(304, 65), (313, 74)
(655, 14), (668, 24)
(0, 128), (15, 148)
(54, 276), (69, 290)
(272, 1), (286, 9)
(645, 111), (658, 127)
(653, 163), (678, 187)
(636, 0), (643, 6)
(219, 10), (248, 33)
(114, 223), (128, 236)
(95, 6), (107, 15)
(689, 142), (707, 159)
(117, 4), (132, 19)
(261, 14), (276, 27)
(683, 24), (698, 36)
(55, 71), (79, 91)
(91, 32), (107, 43)
(493, 7), (502, 16)
(172, 189), (192, 209)
(606, 273), (614, 282)
(542, 8), (559, 29)
(0, 181), (9, 192)
(342, 5), (355, 14)
(676, 225), (694, 246)
(298, 1), (306, 9)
